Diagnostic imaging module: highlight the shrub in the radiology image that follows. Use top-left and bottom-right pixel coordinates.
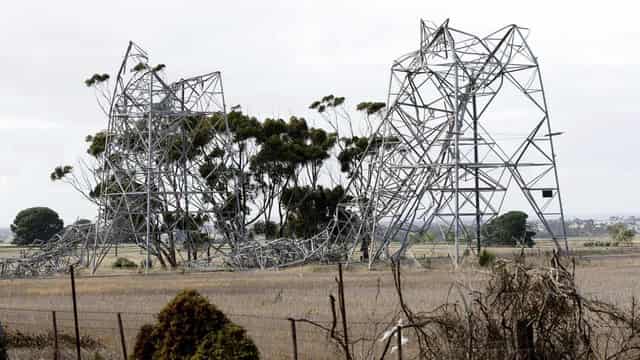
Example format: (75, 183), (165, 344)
(583, 241), (618, 248)
(608, 223), (635, 244)
(478, 250), (496, 267)
(0, 321), (7, 360)
(112, 257), (138, 269)
(131, 324), (155, 360)
(191, 324), (260, 360)
(6, 330), (101, 349)
(387, 255), (640, 358)
(130, 290), (258, 360)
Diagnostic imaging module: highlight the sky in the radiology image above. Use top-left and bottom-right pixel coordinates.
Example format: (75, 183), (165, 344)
(0, 0), (639, 226)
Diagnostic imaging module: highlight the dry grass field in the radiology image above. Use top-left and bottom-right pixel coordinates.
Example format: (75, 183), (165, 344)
(2, 247), (640, 359)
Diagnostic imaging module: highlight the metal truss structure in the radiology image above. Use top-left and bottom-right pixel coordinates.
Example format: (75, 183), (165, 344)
(89, 42), (235, 272)
(0, 222), (95, 277)
(339, 19), (568, 265)
(0, 41), (347, 277)
(93, 42), (347, 271)
(0, 20), (568, 276)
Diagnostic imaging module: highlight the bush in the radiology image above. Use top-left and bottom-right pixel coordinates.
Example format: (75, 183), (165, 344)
(131, 324), (155, 360)
(478, 250), (496, 267)
(130, 290), (258, 360)
(153, 290), (228, 359)
(391, 255), (640, 358)
(0, 321), (7, 360)
(191, 324), (259, 360)
(6, 330), (101, 349)
(583, 241), (618, 248)
(112, 257), (138, 269)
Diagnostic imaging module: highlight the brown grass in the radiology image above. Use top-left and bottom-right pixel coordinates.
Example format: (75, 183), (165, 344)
(1, 252), (640, 359)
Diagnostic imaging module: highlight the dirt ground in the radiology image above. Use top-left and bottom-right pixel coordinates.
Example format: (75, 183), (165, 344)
(1, 250), (640, 359)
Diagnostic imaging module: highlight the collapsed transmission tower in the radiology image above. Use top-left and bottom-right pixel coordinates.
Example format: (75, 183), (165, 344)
(92, 42), (340, 271)
(0, 22), (569, 277)
(90, 42), (237, 272)
(340, 19), (568, 265)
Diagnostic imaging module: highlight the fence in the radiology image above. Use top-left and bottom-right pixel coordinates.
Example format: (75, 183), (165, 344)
(4, 258), (627, 359)
(0, 306), (413, 359)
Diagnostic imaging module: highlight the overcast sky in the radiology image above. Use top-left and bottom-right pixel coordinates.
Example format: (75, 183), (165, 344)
(0, 0), (638, 226)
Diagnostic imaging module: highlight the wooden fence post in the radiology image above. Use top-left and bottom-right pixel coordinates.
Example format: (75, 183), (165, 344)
(288, 318), (298, 360)
(52, 311), (59, 360)
(70, 265), (81, 360)
(117, 313), (127, 360)
(337, 263), (351, 360)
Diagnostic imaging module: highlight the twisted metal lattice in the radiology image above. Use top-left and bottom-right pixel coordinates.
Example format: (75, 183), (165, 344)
(0, 20), (568, 276)
(339, 19), (567, 266)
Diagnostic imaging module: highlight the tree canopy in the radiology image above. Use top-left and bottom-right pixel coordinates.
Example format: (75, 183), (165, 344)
(53, 91), (386, 266)
(607, 223), (635, 244)
(482, 211), (535, 247)
(10, 207), (64, 245)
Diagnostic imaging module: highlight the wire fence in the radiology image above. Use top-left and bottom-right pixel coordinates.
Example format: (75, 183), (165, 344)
(0, 305), (402, 359)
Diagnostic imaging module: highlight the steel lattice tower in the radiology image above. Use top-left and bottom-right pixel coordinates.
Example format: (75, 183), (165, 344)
(91, 42), (237, 271)
(343, 20), (568, 265)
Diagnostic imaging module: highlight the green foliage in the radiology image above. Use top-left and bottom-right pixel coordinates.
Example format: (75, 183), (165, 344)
(0, 322), (7, 360)
(84, 73), (110, 87)
(89, 175), (146, 200)
(478, 250), (496, 267)
(281, 185), (349, 238)
(252, 221), (279, 239)
(607, 223), (635, 244)
(132, 62), (148, 72)
(337, 135), (399, 175)
(131, 290), (258, 360)
(309, 94), (346, 113)
(356, 101), (386, 115)
(112, 257), (138, 269)
(5, 330), (102, 349)
(338, 136), (369, 174)
(70, 93), (368, 261)
(50, 165), (73, 181)
(583, 241), (618, 247)
(482, 211), (534, 247)
(410, 231), (435, 244)
(191, 324), (259, 360)
(249, 116), (336, 173)
(142, 290), (229, 359)
(131, 324), (156, 360)
(11, 207), (64, 245)
(152, 64), (166, 72)
(86, 131), (108, 158)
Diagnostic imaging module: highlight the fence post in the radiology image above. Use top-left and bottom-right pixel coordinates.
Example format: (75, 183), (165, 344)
(516, 320), (534, 360)
(52, 311), (59, 360)
(70, 265), (82, 360)
(117, 313), (127, 360)
(288, 318), (298, 360)
(396, 326), (402, 360)
(337, 263), (351, 360)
